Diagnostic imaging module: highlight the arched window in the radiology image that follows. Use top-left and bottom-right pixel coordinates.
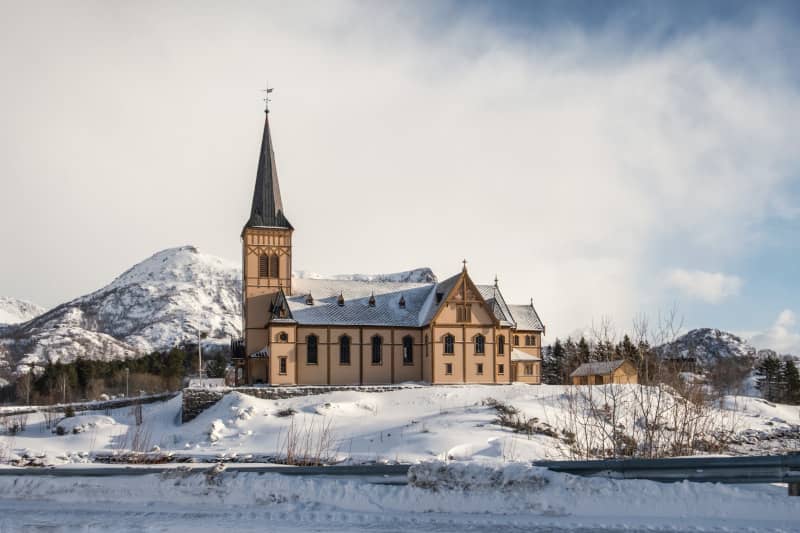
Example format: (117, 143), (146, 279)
(531, 335), (536, 346)
(524, 335), (531, 346)
(307, 334), (318, 365)
(258, 254), (269, 278)
(371, 335), (382, 365)
(339, 335), (351, 365)
(277, 331), (288, 342)
(474, 334), (485, 354)
(402, 336), (414, 365)
(497, 335), (505, 355)
(444, 334), (455, 355)
(270, 254), (280, 279)
(513, 335), (520, 346)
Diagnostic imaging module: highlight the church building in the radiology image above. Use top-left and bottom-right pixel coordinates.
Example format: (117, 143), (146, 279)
(233, 107), (545, 386)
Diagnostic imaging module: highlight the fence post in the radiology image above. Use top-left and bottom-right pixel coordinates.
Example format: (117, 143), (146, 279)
(789, 483), (800, 497)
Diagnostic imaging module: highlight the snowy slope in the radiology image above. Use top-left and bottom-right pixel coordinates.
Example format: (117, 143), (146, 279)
(0, 246), (242, 369)
(0, 297), (44, 325)
(657, 328), (756, 367)
(0, 247), (439, 371)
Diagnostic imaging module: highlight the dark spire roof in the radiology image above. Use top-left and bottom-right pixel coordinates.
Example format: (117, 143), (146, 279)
(245, 111), (293, 230)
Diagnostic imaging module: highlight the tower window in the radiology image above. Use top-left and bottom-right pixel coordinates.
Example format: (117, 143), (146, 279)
(371, 336), (382, 365)
(497, 335), (505, 355)
(307, 334), (318, 365)
(474, 335), (485, 354)
(270, 254), (280, 279)
(339, 335), (351, 365)
(443, 334), (455, 355)
(277, 332), (288, 342)
(476, 363), (484, 375)
(402, 336), (413, 365)
(279, 357), (287, 375)
(259, 255), (269, 278)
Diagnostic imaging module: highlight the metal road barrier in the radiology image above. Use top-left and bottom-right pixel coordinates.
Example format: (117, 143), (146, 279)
(0, 455), (798, 494)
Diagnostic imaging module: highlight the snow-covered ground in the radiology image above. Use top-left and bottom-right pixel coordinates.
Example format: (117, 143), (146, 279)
(2, 384), (799, 466)
(1, 384), (799, 531)
(0, 463), (798, 531)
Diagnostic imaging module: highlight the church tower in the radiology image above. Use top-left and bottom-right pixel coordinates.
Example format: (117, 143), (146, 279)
(242, 108), (293, 365)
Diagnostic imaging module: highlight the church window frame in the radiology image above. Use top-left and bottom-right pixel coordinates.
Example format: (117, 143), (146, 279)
(476, 363), (484, 375)
(474, 334), (485, 355)
(497, 335), (505, 355)
(456, 305), (471, 323)
(402, 335), (414, 365)
(258, 254), (269, 278)
(278, 357), (287, 375)
(445, 363), (453, 375)
(306, 334), (319, 365)
(270, 254), (280, 279)
(339, 335), (351, 366)
(371, 335), (383, 365)
(443, 334), (455, 355)
(277, 331), (288, 343)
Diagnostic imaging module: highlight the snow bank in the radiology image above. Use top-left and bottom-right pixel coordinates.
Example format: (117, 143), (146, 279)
(409, 461), (549, 491)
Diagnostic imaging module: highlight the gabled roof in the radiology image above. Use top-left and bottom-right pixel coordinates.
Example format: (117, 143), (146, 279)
(245, 111), (292, 230)
(508, 303), (544, 332)
(570, 359), (628, 377)
(265, 271), (544, 330)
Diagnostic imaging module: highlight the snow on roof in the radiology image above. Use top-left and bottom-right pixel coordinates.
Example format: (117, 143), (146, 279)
(569, 360), (627, 377)
(510, 348), (541, 362)
(507, 303), (544, 332)
(283, 273), (544, 330)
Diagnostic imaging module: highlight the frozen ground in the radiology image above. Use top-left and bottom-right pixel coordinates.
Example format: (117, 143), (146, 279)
(0, 462), (798, 532)
(1, 384), (799, 466)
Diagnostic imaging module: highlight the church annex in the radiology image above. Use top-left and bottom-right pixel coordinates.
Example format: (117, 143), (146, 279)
(233, 108), (545, 386)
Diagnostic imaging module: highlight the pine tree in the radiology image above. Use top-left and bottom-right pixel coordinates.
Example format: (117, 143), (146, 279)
(781, 359), (800, 405)
(577, 336), (591, 364)
(756, 355), (783, 402)
(563, 337), (580, 379)
(543, 338), (565, 384)
(206, 353), (228, 379)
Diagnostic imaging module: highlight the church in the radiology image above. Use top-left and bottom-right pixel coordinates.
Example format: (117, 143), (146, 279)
(232, 107), (545, 386)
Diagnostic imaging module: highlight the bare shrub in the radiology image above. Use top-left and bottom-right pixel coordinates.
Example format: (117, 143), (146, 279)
(3, 413), (29, 436)
(42, 409), (60, 431)
(275, 407), (297, 418)
(483, 398), (559, 438)
(277, 416), (337, 466)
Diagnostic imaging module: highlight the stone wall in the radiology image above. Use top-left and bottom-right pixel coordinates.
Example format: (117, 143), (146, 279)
(181, 385), (421, 423)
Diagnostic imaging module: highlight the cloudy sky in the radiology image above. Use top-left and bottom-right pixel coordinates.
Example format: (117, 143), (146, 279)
(1, 0), (799, 352)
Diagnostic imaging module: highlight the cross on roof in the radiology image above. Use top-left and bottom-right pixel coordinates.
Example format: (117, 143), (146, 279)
(462, 259), (468, 271)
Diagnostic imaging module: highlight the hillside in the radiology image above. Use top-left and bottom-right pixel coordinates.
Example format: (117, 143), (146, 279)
(0, 297), (44, 326)
(0, 246), (242, 370)
(0, 247), (438, 372)
(657, 328), (756, 368)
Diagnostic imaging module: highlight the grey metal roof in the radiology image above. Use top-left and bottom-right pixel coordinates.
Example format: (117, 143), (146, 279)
(273, 273), (545, 330)
(477, 285), (515, 327)
(507, 303), (544, 332)
(569, 360), (627, 377)
(245, 111), (293, 230)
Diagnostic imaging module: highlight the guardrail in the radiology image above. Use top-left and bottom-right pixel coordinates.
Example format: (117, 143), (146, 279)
(0, 454), (798, 495)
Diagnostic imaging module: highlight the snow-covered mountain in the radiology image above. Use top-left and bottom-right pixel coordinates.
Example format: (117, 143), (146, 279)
(0, 246), (242, 370)
(657, 328), (756, 368)
(0, 247), (440, 372)
(293, 268), (437, 284)
(0, 297), (44, 325)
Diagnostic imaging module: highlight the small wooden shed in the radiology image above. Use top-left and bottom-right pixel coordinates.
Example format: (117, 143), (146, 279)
(569, 359), (638, 385)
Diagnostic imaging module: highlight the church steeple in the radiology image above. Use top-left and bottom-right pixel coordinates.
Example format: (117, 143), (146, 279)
(245, 110), (292, 229)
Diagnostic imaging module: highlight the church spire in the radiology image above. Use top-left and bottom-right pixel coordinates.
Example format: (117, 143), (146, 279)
(245, 108), (292, 229)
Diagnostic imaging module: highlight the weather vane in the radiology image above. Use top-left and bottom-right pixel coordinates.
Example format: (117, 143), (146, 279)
(261, 83), (274, 112)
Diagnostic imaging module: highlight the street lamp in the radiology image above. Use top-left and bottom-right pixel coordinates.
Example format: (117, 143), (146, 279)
(186, 324), (208, 378)
(125, 367), (129, 397)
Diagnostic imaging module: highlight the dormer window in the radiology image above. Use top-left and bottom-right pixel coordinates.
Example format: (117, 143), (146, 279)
(305, 293), (314, 305)
(399, 295), (406, 309)
(337, 293), (345, 306)
(368, 293), (376, 307)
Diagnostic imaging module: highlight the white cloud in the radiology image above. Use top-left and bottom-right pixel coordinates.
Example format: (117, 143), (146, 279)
(0, 3), (798, 340)
(664, 269), (742, 304)
(749, 309), (800, 355)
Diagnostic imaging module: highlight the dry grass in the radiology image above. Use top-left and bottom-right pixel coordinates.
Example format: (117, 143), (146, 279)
(276, 416), (337, 466)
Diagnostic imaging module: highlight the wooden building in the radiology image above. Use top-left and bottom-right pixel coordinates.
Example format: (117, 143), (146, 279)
(569, 360), (638, 385)
(234, 108), (545, 386)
